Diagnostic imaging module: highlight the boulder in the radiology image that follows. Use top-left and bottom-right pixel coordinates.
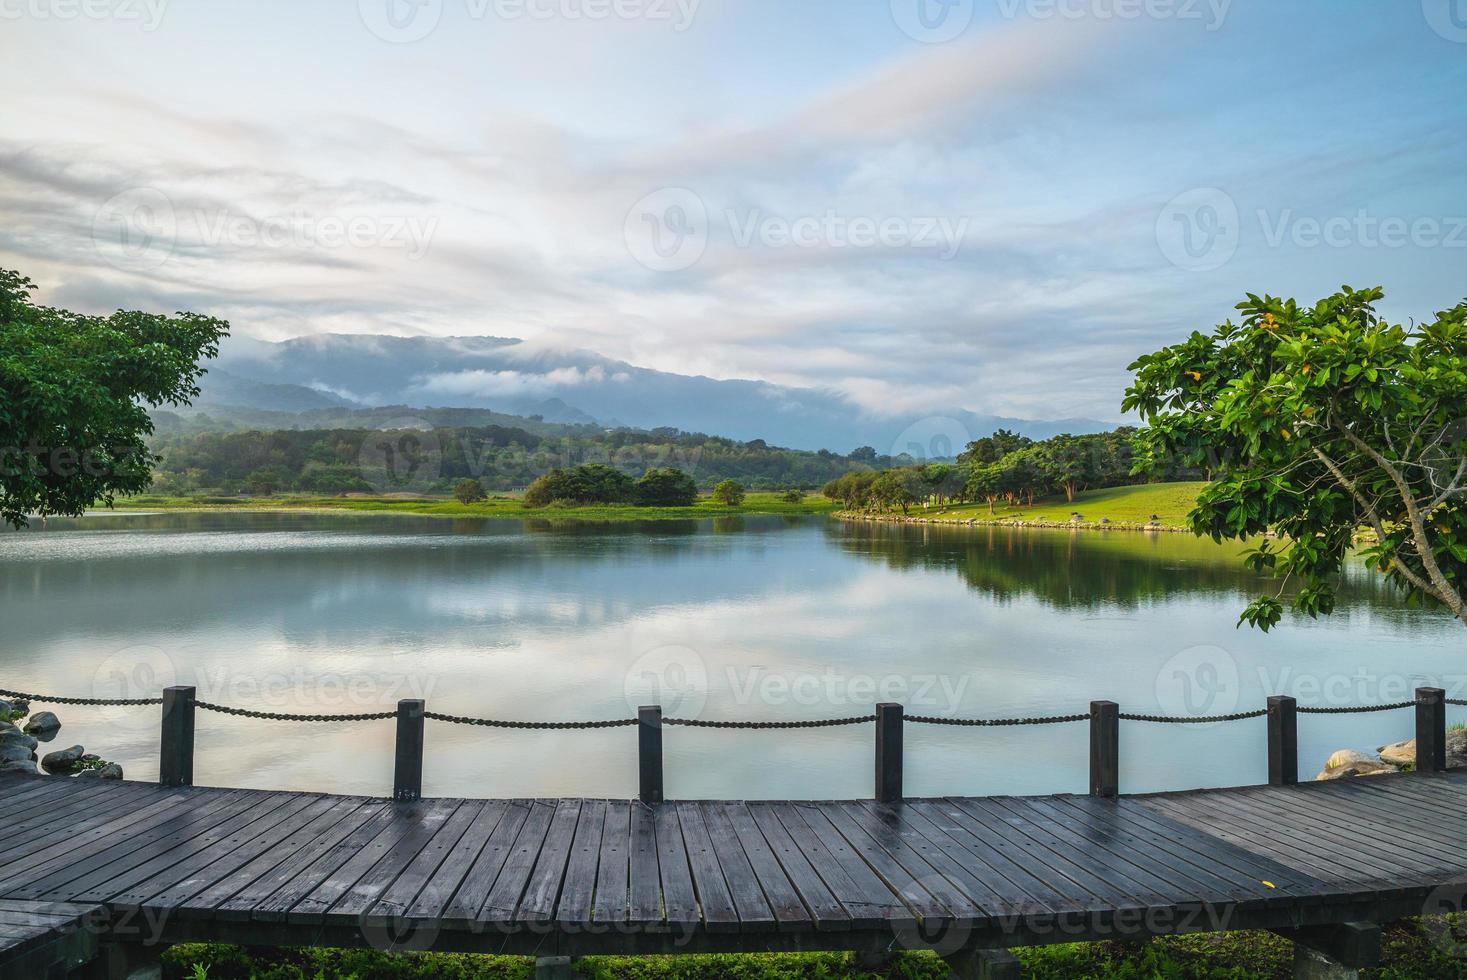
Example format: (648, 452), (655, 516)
(0, 742), (34, 764)
(1324, 749), (1376, 769)
(76, 763), (124, 780)
(1377, 729), (1467, 769)
(23, 711), (60, 738)
(1316, 759), (1397, 780)
(0, 760), (40, 775)
(41, 744), (85, 774)
(0, 730), (34, 752)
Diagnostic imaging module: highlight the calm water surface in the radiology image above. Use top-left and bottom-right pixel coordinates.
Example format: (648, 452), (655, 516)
(2, 512), (1462, 798)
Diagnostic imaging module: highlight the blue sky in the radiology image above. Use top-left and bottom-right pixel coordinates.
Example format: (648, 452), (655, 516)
(2, 0), (1465, 422)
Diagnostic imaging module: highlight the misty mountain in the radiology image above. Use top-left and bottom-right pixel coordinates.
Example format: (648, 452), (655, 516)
(210, 334), (1112, 454)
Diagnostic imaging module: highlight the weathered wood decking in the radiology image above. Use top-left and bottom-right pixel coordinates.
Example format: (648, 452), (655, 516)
(2, 770), (1465, 971)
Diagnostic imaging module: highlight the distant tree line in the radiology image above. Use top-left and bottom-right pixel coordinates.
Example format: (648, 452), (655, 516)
(822, 427), (1200, 514)
(143, 425), (891, 496)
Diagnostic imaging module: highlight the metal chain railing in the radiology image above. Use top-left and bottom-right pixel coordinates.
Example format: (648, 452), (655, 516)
(0, 687), (162, 706)
(907, 712), (1091, 726)
(192, 699), (396, 723)
(1119, 708), (1270, 724)
(424, 712), (636, 730)
(1, 688), (1458, 727)
(663, 715), (875, 729)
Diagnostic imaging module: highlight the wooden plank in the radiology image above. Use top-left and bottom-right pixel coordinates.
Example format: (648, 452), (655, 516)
(479, 800), (558, 922)
(708, 803), (812, 932)
(0, 790), (195, 890)
(105, 794), (325, 910)
(138, 796), (353, 916)
(325, 799), (467, 921)
(823, 802), (984, 923)
(788, 803), (941, 927)
(513, 800), (582, 924)
(652, 803), (699, 929)
(300, 800), (463, 923)
(7, 790), (255, 900)
(588, 801), (629, 927)
(766, 802), (900, 929)
(64, 793), (299, 903)
(0, 782), (165, 864)
(211, 799), (386, 921)
(946, 798), (1149, 912)
(744, 803), (852, 931)
(438, 799), (530, 927)
(370, 800), (489, 920)
(675, 802), (742, 933)
(903, 800), (1086, 915)
(404, 801), (510, 921)
(554, 800), (607, 928)
(627, 803), (662, 926)
(250, 802), (406, 923)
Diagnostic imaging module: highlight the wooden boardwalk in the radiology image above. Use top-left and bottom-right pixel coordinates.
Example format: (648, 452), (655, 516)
(3, 769), (1465, 968)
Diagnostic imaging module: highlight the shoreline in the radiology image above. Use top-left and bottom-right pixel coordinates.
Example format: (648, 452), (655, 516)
(836, 510), (1196, 533)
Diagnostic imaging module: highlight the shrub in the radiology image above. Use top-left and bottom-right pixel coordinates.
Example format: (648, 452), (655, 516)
(523, 465), (635, 508)
(453, 479), (487, 504)
(635, 468), (697, 506)
(711, 479), (746, 506)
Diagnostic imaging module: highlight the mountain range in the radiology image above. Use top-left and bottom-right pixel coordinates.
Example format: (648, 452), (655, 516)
(203, 334), (1113, 454)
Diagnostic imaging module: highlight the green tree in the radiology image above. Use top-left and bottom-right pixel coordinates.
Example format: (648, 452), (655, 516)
(453, 478), (487, 504)
(1036, 435), (1095, 503)
(636, 468), (697, 506)
(1125, 287), (1467, 630)
(871, 469), (921, 515)
(781, 488), (805, 503)
(523, 464), (635, 507)
(244, 467), (287, 496)
(710, 479), (746, 506)
(959, 428), (1031, 466)
(1, 269), (229, 528)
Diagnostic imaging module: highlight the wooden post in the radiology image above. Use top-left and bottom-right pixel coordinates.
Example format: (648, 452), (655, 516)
(159, 685), (196, 787)
(1089, 700), (1118, 798)
(1416, 687), (1446, 774)
(639, 705), (663, 804)
(1267, 695), (1298, 786)
(393, 699), (425, 801)
(875, 703), (903, 803)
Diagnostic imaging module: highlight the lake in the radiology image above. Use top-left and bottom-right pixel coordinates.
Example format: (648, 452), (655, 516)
(2, 511), (1463, 799)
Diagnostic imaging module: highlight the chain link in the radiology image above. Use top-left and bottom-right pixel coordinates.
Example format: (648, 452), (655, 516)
(192, 700), (396, 722)
(907, 713), (1091, 726)
(1297, 700), (1422, 715)
(0, 687), (162, 706)
(424, 712), (637, 730)
(1119, 709), (1270, 723)
(663, 715), (876, 729)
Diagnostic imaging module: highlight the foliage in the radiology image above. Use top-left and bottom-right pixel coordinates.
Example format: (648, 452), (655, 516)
(523, 464), (635, 507)
(710, 479), (747, 506)
(145, 424), (887, 496)
(781, 488), (805, 503)
(636, 468), (698, 506)
(0, 267), (229, 528)
(453, 479), (487, 504)
(1125, 287), (1467, 630)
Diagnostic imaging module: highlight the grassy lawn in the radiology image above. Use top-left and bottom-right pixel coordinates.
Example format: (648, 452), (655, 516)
(898, 481), (1207, 530)
(160, 922), (1467, 979)
(107, 491), (838, 522)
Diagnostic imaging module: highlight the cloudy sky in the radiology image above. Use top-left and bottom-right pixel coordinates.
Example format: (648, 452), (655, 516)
(2, 0), (1465, 422)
